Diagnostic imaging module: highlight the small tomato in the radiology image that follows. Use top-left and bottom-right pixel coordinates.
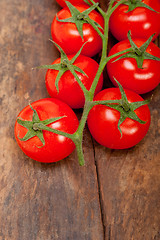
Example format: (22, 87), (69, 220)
(45, 55), (103, 109)
(87, 88), (151, 149)
(15, 98), (79, 163)
(51, 5), (104, 57)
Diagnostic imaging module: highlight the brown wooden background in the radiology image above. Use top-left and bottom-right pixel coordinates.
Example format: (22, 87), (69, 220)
(0, 0), (160, 239)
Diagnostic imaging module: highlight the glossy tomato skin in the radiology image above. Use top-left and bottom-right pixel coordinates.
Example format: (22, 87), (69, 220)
(87, 88), (151, 149)
(15, 98), (79, 163)
(45, 55), (103, 109)
(109, 0), (160, 41)
(56, 0), (99, 8)
(107, 39), (160, 94)
(51, 5), (104, 57)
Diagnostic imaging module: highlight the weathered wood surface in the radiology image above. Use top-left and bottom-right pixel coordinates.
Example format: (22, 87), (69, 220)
(0, 0), (160, 240)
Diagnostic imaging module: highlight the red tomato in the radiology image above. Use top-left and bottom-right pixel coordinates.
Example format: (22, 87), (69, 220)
(107, 39), (160, 94)
(45, 55), (103, 109)
(15, 98), (79, 163)
(109, 0), (160, 41)
(87, 88), (151, 149)
(51, 5), (104, 57)
(56, 0), (99, 8)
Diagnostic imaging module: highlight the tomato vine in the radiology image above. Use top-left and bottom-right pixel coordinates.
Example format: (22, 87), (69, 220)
(15, 0), (160, 165)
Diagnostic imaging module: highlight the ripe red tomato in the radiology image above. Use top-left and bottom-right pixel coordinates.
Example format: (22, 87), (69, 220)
(45, 55), (103, 109)
(87, 88), (151, 149)
(107, 39), (160, 94)
(51, 5), (104, 57)
(56, 0), (99, 8)
(15, 98), (79, 163)
(109, 0), (160, 41)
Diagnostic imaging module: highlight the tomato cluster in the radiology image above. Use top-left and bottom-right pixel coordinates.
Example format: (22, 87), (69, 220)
(15, 0), (160, 164)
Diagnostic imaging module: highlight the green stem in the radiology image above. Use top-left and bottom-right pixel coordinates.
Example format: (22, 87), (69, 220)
(107, 0), (127, 17)
(75, 143), (85, 166)
(120, 100), (130, 112)
(72, 101), (93, 165)
(33, 122), (86, 165)
(71, 1), (128, 165)
(74, 137), (85, 166)
(89, 0), (106, 17)
(92, 99), (122, 106)
(89, 13), (109, 94)
(101, 15), (109, 57)
(86, 17), (104, 39)
(33, 123), (75, 141)
(89, 0), (126, 94)
(77, 101), (93, 133)
(73, 0), (132, 165)
(67, 64), (89, 96)
(48, 0), (133, 165)
(107, 0), (116, 13)
(131, 0), (137, 3)
(89, 57), (108, 94)
(106, 47), (133, 62)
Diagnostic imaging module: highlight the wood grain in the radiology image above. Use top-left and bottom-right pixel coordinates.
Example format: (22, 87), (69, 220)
(95, 4), (160, 238)
(95, 105), (160, 239)
(1, 0), (160, 240)
(0, 0), (104, 239)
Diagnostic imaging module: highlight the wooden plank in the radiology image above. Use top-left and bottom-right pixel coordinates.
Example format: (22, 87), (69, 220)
(95, 2), (160, 239)
(0, 0), (104, 239)
(1, 0), (160, 239)
(95, 114), (160, 239)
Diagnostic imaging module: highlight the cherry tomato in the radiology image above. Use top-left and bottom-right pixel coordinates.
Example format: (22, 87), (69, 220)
(51, 5), (104, 57)
(109, 0), (160, 41)
(45, 55), (103, 109)
(56, 0), (99, 8)
(15, 98), (79, 163)
(107, 39), (160, 94)
(87, 88), (151, 149)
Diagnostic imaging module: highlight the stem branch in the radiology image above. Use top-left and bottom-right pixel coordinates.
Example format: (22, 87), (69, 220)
(67, 64), (89, 96)
(50, 0), (131, 165)
(90, 0), (106, 16)
(107, 0), (127, 17)
(86, 17), (104, 39)
(33, 123), (75, 141)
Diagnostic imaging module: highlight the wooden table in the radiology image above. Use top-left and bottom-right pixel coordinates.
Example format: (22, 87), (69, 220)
(1, 0), (160, 239)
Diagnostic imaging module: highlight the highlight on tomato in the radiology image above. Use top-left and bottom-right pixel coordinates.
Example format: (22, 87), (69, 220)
(15, 98), (79, 163)
(109, 0), (160, 41)
(51, 2), (104, 57)
(87, 86), (151, 149)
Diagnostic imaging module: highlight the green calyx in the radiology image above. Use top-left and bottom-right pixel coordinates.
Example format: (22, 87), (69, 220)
(56, 1), (103, 39)
(123, 0), (157, 12)
(113, 31), (160, 68)
(93, 78), (149, 137)
(17, 104), (66, 147)
(37, 40), (88, 93)
(84, 0), (92, 5)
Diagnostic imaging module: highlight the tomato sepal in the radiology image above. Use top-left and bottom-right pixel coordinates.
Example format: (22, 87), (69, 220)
(92, 78), (149, 137)
(37, 40), (88, 93)
(122, 0), (157, 13)
(112, 31), (160, 68)
(17, 104), (66, 148)
(56, 1), (103, 39)
(84, 0), (91, 5)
